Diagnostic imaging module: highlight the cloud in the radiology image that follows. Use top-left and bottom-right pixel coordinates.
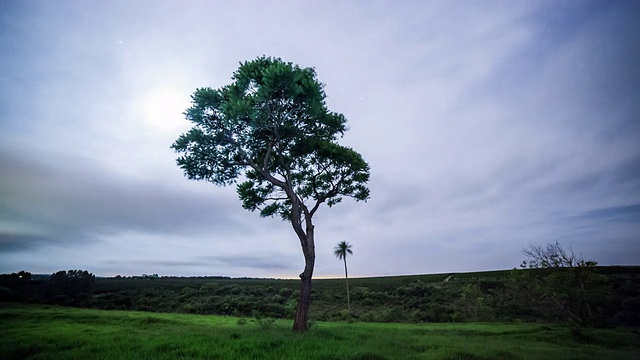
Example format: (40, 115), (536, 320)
(0, 1), (638, 277)
(0, 144), (253, 248)
(106, 255), (295, 271)
(0, 233), (54, 252)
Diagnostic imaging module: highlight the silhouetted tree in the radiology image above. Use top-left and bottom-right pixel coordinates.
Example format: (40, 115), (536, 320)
(334, 241), (353, 313)
(0, 271), (32, 286)
(521, 241), (606, 326)
(50, 270), (95, 297)
(172, 56), (370, 331)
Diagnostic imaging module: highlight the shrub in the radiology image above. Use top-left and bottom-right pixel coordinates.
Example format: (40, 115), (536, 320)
(200, 282), (220, 292)
(279, 287), (294, 298)
(251, 311), (276, 330)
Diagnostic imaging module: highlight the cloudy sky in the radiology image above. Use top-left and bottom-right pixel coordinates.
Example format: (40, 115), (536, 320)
(1, 1), (638, 278)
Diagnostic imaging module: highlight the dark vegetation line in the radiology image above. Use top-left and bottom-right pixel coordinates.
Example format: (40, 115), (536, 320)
(2, 266), (639, 327)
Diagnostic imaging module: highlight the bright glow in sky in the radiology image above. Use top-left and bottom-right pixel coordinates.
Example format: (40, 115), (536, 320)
(1, 0), (638, 278)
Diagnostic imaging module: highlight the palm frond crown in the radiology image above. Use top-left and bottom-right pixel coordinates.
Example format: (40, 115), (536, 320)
(334, 241), (353, 260)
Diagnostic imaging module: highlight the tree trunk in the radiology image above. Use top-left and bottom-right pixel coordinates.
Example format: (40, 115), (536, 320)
(293, 264), (313, 332)
(293, 225), (315, 332)
(344, 257), (350, 313)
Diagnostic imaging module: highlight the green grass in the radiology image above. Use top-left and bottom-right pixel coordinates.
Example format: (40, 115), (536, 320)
(1, 303), (639, 360)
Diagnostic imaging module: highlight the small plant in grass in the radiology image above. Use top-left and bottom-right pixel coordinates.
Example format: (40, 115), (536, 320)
(236, 317), (247, 326)
(251, 311), (276, 330)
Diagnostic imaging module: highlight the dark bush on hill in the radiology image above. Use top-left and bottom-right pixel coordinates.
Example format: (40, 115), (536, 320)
(49, 270), (96, 297)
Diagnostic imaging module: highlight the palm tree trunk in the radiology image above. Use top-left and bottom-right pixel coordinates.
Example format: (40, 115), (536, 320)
(344, 257), (350, 313)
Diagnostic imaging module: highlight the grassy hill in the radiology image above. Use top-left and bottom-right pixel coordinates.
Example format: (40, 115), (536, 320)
(2, 303), (639, 360)
(3, 266), (639, 326)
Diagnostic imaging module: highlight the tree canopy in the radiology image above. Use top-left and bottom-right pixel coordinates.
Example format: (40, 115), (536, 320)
(334, 241), (353, 261)
(172, 56), (369, 221)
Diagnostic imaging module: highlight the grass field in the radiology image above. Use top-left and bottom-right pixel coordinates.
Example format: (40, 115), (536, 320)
(1, 303), (639, 360)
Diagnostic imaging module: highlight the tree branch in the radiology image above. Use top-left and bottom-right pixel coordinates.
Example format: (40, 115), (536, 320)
(219, 132), (287, 189)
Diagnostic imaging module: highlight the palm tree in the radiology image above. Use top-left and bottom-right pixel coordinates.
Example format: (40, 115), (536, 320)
(334, 241), (353, 313)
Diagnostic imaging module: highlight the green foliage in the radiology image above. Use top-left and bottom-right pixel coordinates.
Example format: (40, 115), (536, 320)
(454, 283), (494, 322)
(3, 268), (638, 327)
(171, 56), (370, 220)
(334, 241), (353, 260)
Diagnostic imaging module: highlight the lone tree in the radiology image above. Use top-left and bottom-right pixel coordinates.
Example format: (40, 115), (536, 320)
(172, 56), (370, 332)
(521, 241), (605, 326)
(522, 240), (593, 269)
(334, 241), (353, 313)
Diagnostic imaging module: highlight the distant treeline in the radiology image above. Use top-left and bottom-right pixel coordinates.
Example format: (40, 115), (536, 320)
(1, 267), (638, 327)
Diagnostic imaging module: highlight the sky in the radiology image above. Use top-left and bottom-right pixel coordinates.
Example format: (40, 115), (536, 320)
(1, 0), (639, 278)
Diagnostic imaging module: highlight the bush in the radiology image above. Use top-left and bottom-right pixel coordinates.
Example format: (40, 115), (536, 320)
(251, 311), (276, 330)
(200, 282), (220, 293)
(380, 306), (406, 322)
(279, 287), (294, 298)
(70, 292), (92, 307)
